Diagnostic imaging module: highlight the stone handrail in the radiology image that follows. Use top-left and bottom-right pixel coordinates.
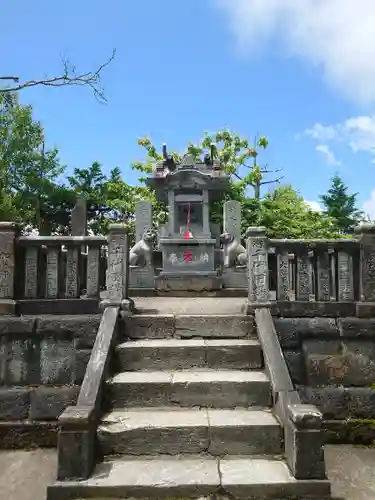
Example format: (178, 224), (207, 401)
(57, 306), (120, 480)
(255, 307), (326, 480)
(55, 223), (132, 480)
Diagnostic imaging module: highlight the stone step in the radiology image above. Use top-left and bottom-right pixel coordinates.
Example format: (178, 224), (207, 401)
(116, 338), (263, 371)
(97, 408), (282, 456)
(107, 369), (272, 408)
(47, 455), (331, 499)
(122, 314), (254, 340)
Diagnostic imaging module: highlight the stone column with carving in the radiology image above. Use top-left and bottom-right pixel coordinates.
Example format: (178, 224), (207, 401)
(245, 227), (270, 313)
(355, 223), (375, 317)
(0, 222), (19, 314)
(223, 200), (241, 243)
(102, 224), (134, 313)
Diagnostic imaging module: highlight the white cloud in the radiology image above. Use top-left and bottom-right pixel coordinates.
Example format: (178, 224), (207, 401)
(215, 0), (375, 103)
(303, 116), (375, 160)
(305, 200), (322, 212)
(315, 144), (341, 166)
(363, 189), (375, 219)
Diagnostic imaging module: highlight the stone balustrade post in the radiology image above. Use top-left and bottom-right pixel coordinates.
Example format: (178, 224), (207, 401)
(101, 223), (133, 313)
(0, 222), (19, 314)
(244, 226), (270, 313)
(355, 223), (375, 317)
(285, 404), (326, 480)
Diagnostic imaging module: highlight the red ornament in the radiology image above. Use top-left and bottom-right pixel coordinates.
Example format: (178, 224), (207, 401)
(183, 202), (193, 239)
(183, 251), (193, 263)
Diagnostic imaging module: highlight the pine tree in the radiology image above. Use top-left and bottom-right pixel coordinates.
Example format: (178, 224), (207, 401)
(320, 175), (363, 234)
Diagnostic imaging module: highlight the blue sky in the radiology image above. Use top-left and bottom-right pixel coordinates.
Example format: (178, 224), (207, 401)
(2, 0), (375, 215)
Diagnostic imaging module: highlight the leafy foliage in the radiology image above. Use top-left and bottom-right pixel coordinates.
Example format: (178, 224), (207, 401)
(320, 175), (364, 234)
(0, 96), (361, 240)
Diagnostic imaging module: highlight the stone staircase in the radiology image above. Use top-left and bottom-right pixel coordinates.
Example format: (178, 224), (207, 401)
(49, 311), (331, 499)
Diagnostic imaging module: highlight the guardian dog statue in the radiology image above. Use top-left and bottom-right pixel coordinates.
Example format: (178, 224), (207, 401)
(129, 229), (155, 267)
(220, 231), (247, 267)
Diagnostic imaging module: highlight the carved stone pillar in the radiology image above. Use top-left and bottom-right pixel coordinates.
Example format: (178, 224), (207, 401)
(0, 222), (19, 314)
(355, 223), (375, 317)
(245, 227), (270, 313)
(102, 224), (133, 313)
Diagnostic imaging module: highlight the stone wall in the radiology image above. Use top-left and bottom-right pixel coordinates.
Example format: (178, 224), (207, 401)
(0, 315), (101, 448)
(274, 317), (375, 444)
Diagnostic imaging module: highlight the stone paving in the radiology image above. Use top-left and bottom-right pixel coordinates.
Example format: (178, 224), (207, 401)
(0, 446), (374, 500)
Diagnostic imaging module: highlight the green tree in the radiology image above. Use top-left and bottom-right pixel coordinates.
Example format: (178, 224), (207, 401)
(320, 175), (363, 234)
(133, 130), (281, 200)
(0, 92), (68, 232)
(132, 131), (281, 232)
(68, 161), (153, 237)
(261, 185), (338, 239)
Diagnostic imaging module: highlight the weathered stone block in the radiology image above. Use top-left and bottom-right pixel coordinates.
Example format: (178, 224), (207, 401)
(0, 421), (58, 449)
(3, 338), (30, 384)
(74, 334), (97, 350)
(57, 428), (94, 480)
(298, 386), (348, 420)
(285, 423), (326, 479)
(274, 301), (356, 318)
(74, 350), (91, 384)
(284, 350), (305, 385)
(276, 319), (338, 349)
(129, 267), (155, 289)
(175, 315), (252, 338)
(205, 340), (262, 370)
(303, 339), (341, 356)
(338, 318), (375, 337)
(305, 338), (375, 386)
(107, 372), (172, 408)
(274, 319), (300, 348)
(0, 317), (35, 336)
(117, 340), (207, 371)
(124, 315), (175, 339)
(303, 339), (342, 385)
(40, 338), (74, 385)
(36, 315), (101, 339)
(98, 410), (209, 455)
(208, 410), (282, 455)
(170, 372), (271, 408)
(356, 302), (375, 318)
(0, 387), (30, 420)
(30, 386), (79, 420)
(346, 387), (375, 418)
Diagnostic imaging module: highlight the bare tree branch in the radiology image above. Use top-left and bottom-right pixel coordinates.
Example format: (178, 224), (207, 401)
(259, 176), (284, 186)
(0, 49), (116, 102)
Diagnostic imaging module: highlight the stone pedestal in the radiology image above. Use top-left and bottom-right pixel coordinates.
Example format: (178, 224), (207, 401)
(222, 267), (247, 289)
(129, 266), (155, 289)
(157, 237), (220, 291)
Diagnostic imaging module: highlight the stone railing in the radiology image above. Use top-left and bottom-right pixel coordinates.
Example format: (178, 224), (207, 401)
(0, 223), (136, 315)
(16, 234), (106, 314)
(248, 223), (375, 451)
(247, 224), (375, 316)
(268, 238), (359, 302)
(255, 307), (326, 479)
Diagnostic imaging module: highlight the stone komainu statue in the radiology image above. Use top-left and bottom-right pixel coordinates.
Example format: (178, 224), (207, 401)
(220, 231), (247, 267)
(129, 229), (155, 267)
